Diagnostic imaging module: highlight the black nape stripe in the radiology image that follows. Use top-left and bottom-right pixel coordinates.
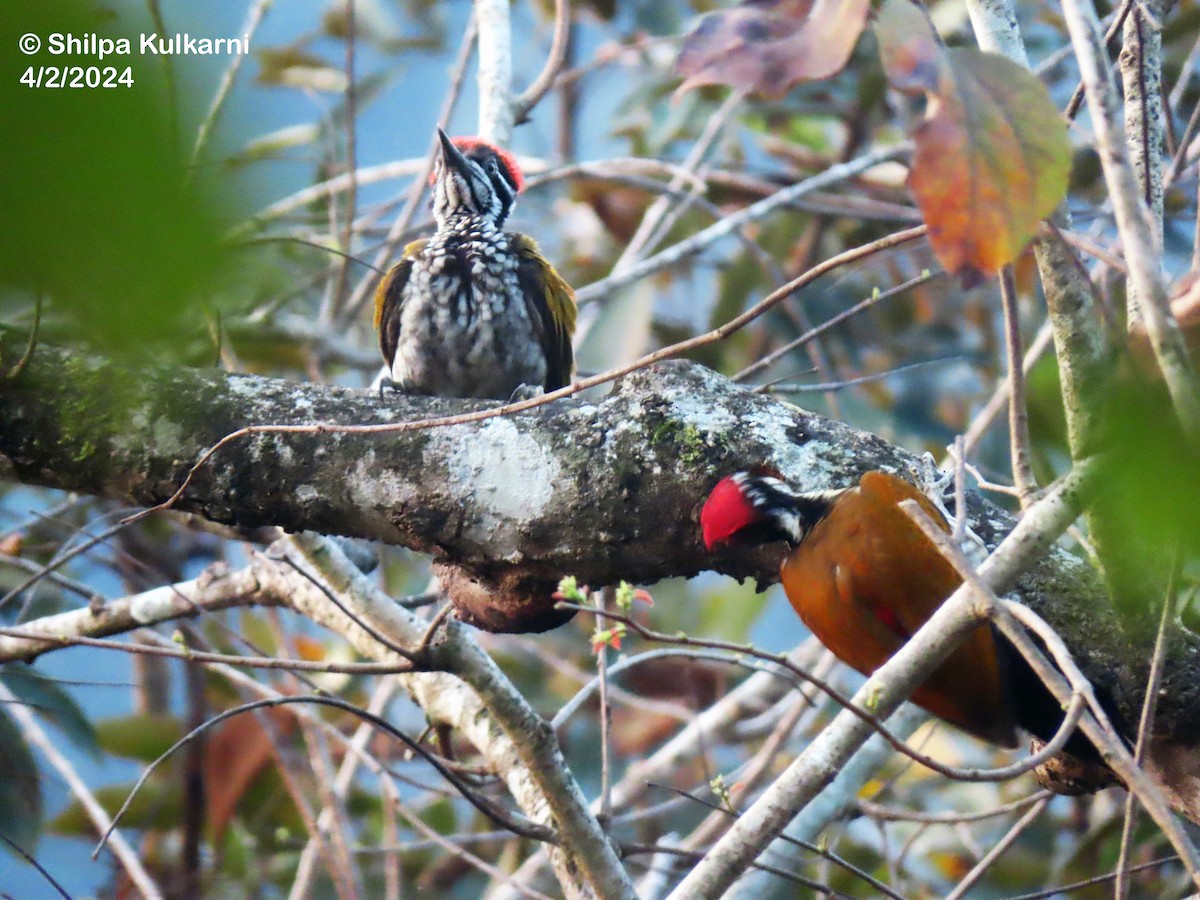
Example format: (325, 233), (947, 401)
(489, 171), (515, 220)
(464, 172), (486, 213)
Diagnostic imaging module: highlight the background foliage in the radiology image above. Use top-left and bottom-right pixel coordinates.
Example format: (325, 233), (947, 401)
(1, 0), (1199, 897)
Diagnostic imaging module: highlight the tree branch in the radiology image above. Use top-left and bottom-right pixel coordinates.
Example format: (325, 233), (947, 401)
(0, 329), (1189, 735)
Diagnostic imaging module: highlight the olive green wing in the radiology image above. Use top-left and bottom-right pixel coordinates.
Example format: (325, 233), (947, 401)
(373, 240), (427, 369)
(514, 234), (576, 392)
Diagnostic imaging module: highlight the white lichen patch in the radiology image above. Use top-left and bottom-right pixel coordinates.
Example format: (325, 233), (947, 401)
(150, 416), (184, 457)
(289, 394), (316, 416)
(665, 390), (739, 436)
(443, 419), (558, 540)
(296, 484), (320, 504)
(752, 409), (839, 482)
(129, 582), (191, 624)
(667, 377), (839, 487)
(347, 448), (417, 512)
(274, 441), (296, 467)
(111, 408), (150, 456)
(225, 375), (270, 401)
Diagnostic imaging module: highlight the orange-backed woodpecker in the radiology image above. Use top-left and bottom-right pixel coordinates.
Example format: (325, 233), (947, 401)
(701, 469), (1115, 762)
(373, 129), (576, 401)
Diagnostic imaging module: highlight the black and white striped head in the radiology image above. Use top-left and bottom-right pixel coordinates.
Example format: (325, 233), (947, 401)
(431, 128), (524, 229)
(701, 471), (841, 550)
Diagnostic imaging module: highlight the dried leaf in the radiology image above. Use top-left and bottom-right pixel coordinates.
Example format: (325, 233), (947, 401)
(675, 0), (870, 99)
(873, 0), (945, 93)
(875, 0), (1071, 283)
(205, 705), (298, 841)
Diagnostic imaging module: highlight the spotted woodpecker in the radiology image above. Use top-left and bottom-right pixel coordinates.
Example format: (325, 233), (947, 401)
(374, 129), (576, 401)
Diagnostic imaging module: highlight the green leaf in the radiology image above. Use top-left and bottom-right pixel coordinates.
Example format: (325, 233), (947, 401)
(95, 714), (184, 762)
(0, 0), (241, 354)
(0, 668), (99, 758)
(49, 780), (181, 835)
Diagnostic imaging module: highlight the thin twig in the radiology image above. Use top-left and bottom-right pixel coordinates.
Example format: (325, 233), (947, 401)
(0, 624), (410, 674)
(857, 790), (1051, 824)
(757, 356), (965, 394)
(275, 550), (422, 661)
(1114, 544), (1179, 899)
(1165, 94), (1200, 188)
(961, 320), (1054, 456)
(0, 831), (74, 900)
(944, 797), (1050, 900)
(621, 843), (844, 897)
(596, 586), (614, 827)
(513, 0), (571, 121)
(189, 0), (273, 173)
(661, 787), (905, 900)
(324, 0), (359, 325)
(735, 270), (939, 384)
(1007, 854), (1178, 900)
(415, 601), (453, 657)
(614, 89), (744, 270)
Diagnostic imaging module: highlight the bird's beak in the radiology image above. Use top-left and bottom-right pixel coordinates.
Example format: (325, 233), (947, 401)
(436, 128), (471, 178)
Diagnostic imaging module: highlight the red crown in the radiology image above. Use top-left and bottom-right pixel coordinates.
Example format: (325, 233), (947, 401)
(431, 136), (525, 193)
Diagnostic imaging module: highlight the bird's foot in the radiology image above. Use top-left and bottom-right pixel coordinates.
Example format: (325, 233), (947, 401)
(919, 450), (989, 565)
(378, 376), (414, 400)
(508, 383), (545, 403)
(916, 452), (954, 501)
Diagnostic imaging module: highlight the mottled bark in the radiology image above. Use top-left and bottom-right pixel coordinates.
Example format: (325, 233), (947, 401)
(1, 329), (1198, 741)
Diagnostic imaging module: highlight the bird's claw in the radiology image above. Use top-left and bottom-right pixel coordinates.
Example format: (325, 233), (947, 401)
(378, 376), (413, 399)
(917, 452), (954, 499)
(508, 383), (544, 403)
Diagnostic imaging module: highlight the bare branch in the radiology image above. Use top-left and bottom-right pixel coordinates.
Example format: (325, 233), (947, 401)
(513, 0), (572, 122)
(476, 0), (514, 144)
(1061, 0), (1200, 439)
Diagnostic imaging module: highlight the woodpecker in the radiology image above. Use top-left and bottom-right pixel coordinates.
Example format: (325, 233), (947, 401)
(701, 469), (1105, 756)
(374, 129), (576, 401)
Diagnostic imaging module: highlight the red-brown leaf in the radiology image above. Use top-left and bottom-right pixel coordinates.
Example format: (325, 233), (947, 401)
(204, 705), (299, 841)
(875, 0), (1071, 282)
(675, 0), (870, 99)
